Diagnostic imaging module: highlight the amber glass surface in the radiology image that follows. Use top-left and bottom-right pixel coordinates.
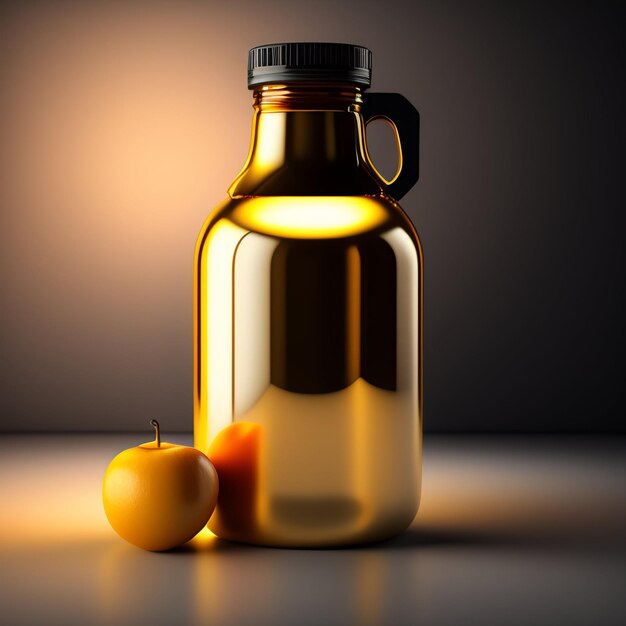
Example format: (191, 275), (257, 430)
(194, 84), (423, 547)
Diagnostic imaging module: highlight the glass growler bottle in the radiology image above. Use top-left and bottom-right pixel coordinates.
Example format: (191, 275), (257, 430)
(194, 42), (422, 547)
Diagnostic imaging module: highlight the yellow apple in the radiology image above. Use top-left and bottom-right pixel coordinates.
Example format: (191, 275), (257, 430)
(103, 420), (218, 551)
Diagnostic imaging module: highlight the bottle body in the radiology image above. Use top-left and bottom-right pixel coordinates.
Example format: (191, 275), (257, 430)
(194, 83), (422, 547)
(194, 195), (422, 547)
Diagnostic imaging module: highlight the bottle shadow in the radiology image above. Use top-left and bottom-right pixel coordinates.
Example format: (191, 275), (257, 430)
(168, 523), (625, 555)
(357, 524), (626, 553)
(170, 527), (549, 554)
(367, 526), (536, 551)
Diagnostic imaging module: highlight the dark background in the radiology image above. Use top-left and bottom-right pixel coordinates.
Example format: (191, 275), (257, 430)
(0, 0), (624, 432)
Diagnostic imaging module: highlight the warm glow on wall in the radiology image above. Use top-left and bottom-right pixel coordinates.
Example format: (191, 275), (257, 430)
(0, 2), (254, 431)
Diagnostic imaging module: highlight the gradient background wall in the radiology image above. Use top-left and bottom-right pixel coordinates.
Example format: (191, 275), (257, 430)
(0, 0), (623, 432)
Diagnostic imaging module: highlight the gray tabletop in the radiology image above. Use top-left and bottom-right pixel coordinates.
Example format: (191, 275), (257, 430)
(0, 434), (624, 626)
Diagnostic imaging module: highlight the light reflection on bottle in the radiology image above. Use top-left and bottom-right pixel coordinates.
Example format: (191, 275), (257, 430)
(229, 196), (389, 238)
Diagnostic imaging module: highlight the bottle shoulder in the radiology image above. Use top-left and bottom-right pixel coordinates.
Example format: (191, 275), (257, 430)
(196, 195), (420, 247)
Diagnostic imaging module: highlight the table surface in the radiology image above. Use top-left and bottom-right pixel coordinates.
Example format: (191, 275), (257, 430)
(0, 434), (624, 626)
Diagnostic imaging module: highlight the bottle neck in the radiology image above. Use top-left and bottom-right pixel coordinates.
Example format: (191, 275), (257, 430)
(228, 83), (384, 197)
(254, 82), (364, 111)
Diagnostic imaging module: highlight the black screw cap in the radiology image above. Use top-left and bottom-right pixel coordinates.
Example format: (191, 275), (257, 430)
(248, 42), (372, 89)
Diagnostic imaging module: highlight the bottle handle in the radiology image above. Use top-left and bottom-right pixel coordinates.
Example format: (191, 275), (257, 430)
(361, 92), (420, 200)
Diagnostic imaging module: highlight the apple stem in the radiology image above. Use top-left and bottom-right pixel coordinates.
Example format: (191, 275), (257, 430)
(150, 419), (161, 447)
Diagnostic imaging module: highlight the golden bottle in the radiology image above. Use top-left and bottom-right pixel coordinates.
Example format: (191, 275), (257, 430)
(194, 43), (422, 547)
